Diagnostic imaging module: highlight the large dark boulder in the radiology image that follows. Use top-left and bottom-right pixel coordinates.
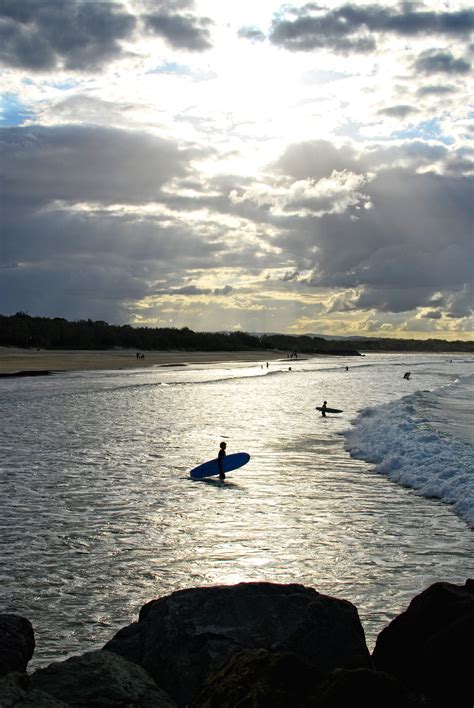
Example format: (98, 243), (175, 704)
(29, 650), (177, 707)
(192, 647), (324, 707)
(104, 582), (371, 706)
(0, 615), (35, 676)
(311, 668), (422, 707)
(0, 672), (68, 707)
(372, 580), (474, 707)
(0, 673), (27, 707)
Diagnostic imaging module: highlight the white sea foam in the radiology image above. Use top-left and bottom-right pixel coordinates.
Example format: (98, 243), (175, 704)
(344, 376), (474, 528)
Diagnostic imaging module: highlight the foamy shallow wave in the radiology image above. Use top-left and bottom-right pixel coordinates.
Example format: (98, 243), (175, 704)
(343, 382), (474, 528)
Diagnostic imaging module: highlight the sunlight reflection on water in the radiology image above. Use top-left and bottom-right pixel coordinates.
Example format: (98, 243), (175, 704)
(1, 354), (473, 666)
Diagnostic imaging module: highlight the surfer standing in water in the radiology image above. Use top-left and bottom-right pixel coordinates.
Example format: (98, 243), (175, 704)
(321, 401), (328, 417)
(218, 441), (227, 480)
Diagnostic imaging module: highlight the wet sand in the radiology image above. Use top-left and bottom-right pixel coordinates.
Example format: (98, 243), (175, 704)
(0, 347), (284, 374)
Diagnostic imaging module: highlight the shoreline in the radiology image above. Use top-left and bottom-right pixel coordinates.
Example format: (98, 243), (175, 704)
(0, 347), (285, 375)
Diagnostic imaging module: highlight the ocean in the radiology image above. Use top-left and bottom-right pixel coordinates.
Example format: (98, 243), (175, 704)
(1, 352), (472, 668)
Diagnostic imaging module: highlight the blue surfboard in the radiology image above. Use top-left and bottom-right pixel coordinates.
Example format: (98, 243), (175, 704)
(190, 452), (250, 479)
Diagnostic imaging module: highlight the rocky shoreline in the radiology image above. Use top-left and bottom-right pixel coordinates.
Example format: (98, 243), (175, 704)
(1, 579), (472, 707)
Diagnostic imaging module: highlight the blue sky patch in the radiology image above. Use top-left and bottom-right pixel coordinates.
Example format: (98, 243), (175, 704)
(1, 94), (35, 126)
(147, 62), (216, 80)
(148, 62), (191, 75)
(392, 118), (454, 145)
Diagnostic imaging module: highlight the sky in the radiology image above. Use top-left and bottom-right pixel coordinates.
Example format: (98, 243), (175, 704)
(1, 0), (473, 339)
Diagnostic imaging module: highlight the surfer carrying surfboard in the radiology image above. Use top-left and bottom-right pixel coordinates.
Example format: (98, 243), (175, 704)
(316, 403), (343, 415)
(218, 441), (227, 480)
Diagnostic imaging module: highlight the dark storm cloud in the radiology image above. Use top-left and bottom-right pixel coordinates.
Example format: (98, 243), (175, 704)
(0, 196), (220, 321)
(0, 122), (258, 320)
(215, 285), (233, 295)
(352, 286), (440, 313)
(269, 4), (474, 54)
(273, 138), (467, 179)
(0, 0), (136, 71)
(0, 261), (146, 323)
(274, 140), (360, 180)
(0, 0), (214, 72)
(1, 124), (206, 207)
(413, 50), (471, 75)
(143, 11), (212, 51)
(377, 104), (418, 119)
(281, 270), (300, 282)
(444, 151), (474, 176)
(0, 123), (216, 320)
(446, 285), (473, 319)
(423, 310), (442, 319)
(2, 206), (216, 267)
(416, 84), (456, 96)
(153, 284), (234, 296)
(0, 191), (161, 323)
(339, 170), (472, 314)
(266, 153), (474, 314)
(238, 26), (266, 42)
(156, 285), (213, 295)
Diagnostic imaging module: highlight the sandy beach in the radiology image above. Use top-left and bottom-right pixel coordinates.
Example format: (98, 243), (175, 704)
(0, 347), (284, 374)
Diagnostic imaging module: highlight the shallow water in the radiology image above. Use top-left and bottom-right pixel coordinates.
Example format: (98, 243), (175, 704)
(1, 352), (473, 667)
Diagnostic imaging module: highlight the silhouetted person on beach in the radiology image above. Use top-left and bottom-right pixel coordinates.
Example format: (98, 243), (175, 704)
(321, 401), (327, 417)
(218, 441), (227, 480)
(403, 371), (411, 380)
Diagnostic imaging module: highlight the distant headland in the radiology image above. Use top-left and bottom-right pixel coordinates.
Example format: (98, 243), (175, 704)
(1, 312), (472, 355)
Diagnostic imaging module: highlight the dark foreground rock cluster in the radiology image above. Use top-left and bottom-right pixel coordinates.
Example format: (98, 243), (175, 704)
(1, 580), (472, 707)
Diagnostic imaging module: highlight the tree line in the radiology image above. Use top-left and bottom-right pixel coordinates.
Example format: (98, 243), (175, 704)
(0, 313), (472, 353)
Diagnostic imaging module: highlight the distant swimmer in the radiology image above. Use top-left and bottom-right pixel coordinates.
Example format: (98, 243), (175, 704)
(218, 441), (227, 480)
(403, 372), (411, 380)
(320, 401), (327, 417)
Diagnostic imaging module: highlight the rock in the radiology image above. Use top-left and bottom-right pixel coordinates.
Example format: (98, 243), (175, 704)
(372, 580), (474, 707)
(29, 650), (177, 707)
(104, 582), (371, 706)
(0, 615), (35, 676)
(0, 673), (28, 706)
(311, 668), (422, 707)
(192, 647), (325, 707)
(14, 692), (69, 707)
(0, 370), (53, 378)
(0, 672), (68, 708)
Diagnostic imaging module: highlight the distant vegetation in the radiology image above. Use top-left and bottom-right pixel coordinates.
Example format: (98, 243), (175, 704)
(0, 313), (472, 354)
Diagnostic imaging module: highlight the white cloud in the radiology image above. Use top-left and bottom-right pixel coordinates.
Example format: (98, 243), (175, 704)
(230, 170), (371, 217)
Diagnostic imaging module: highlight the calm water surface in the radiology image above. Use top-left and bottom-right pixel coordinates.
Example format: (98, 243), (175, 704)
(1, 352), (472, 667)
